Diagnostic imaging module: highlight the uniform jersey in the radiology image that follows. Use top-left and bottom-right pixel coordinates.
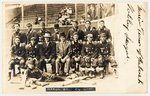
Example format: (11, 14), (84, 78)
(26, 43), (40, 59)
(11, 43), (25, 58)
(81, 42), (98, 58)
(97, 41), (114, 56)
(26, 68), (43, 79)
(70, 41), (82, 57)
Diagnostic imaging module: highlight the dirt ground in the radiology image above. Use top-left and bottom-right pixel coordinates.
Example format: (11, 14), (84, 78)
(4, 67), (120, 94)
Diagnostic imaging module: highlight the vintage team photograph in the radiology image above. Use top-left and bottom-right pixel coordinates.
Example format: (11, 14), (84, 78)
(2, 2), (147, 94)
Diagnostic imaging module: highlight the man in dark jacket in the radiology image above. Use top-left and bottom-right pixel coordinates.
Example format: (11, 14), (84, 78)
(8, 36), (26, 81)
(11, 23), (25, 46)
(39, 33), (56, 74)
(66, 20), (84, 41)
(83, 20), (98, 41)
(52, 24), (62, 43)
(25, 23), (38, 44)
(97, 20), (112, 42)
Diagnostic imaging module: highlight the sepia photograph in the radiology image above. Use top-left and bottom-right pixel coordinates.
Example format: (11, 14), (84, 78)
(2, 2), (148, 94)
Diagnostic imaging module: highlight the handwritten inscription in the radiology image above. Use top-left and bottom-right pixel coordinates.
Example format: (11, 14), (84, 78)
(123, 4), (134, 60)
(137, 5), (145, 85)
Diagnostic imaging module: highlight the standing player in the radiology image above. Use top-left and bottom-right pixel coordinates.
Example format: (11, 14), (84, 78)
(38, 21), (50, 42)
(52, 24), (62, 43)
(66, 20), (84, 42)
(97, 20), (112, 42)
(83, 20), (98, 42)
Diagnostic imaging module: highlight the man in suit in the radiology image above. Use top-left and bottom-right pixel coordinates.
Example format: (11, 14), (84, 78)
(52, 24), (63, 43)
(55, 32), (71, 76)
(8, 36), (26, 81)
(39, 33), (56, 73)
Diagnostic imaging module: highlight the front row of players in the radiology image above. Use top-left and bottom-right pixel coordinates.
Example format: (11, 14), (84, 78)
(8, 31), (118, 81)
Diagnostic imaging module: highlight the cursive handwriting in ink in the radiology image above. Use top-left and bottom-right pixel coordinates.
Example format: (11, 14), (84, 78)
(123, 33), (133, 59)
(137, 5), (145, 85)
(123, 4), (134, 60)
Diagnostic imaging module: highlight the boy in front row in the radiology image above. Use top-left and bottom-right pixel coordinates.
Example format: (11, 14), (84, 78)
(20, 57), (64, 89)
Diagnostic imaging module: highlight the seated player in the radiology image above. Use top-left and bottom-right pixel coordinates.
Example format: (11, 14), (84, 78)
(56, 32), (71, 76)
(70, 32), (82, 72)
(80, 33), (98, 78)
(8, 36), (25, 81)
(25, 37), (40, 69)
(96, 33), (118, 79)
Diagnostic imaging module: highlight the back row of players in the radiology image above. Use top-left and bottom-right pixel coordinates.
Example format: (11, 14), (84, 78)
(8, 20), (118, 81)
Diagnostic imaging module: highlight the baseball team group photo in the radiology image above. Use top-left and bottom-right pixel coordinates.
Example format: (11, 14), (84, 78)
(4, 3), (118, 90)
